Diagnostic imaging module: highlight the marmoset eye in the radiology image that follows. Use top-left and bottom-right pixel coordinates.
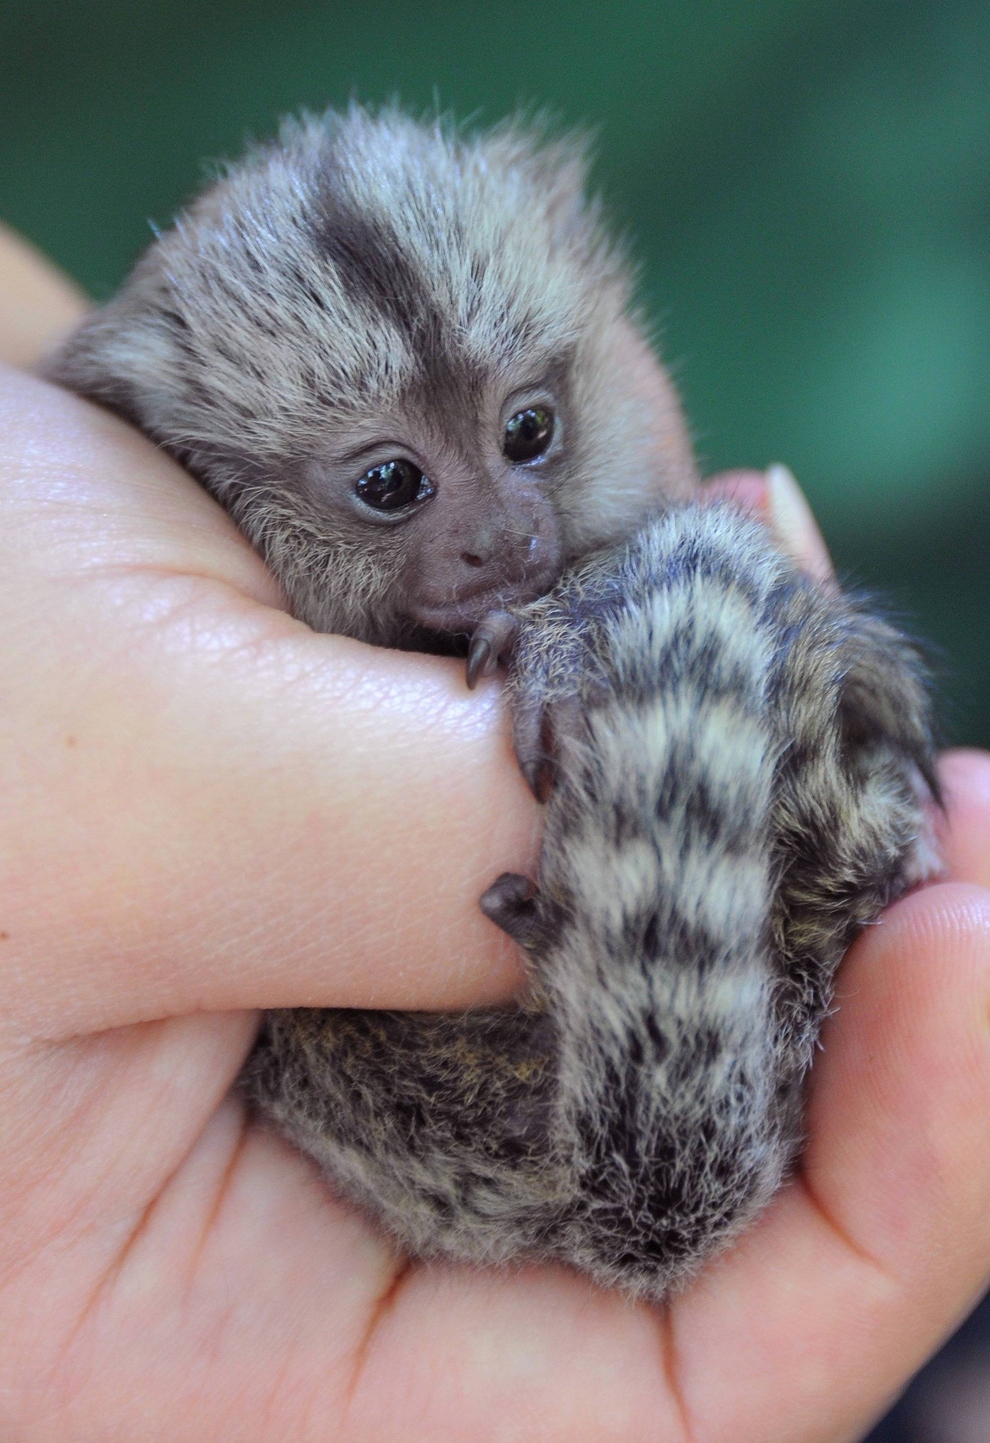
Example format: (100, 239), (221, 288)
(503, 407), (554, 463)
(354, 459), (435, 512)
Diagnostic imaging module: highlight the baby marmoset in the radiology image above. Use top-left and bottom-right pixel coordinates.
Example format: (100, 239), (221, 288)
(47, 107), (936, 1298)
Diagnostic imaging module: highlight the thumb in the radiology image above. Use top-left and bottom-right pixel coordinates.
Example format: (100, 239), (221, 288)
(1, 366), (537, 1045)
(702, 464), (835, 586)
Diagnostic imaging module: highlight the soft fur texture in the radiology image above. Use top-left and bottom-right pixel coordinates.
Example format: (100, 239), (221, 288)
(48, 108), (936, 1298)
(246, 506), (935, 1298)
(47, 106), (694, 647)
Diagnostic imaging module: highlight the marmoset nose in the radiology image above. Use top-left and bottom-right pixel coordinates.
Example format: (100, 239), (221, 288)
(454, 518), (496, 571)
(451, 530), (543, 588)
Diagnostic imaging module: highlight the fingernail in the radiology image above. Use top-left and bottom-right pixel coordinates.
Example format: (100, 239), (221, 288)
(765, 463), (835, 586)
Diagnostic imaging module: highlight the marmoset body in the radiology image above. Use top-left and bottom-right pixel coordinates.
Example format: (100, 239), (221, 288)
(246, 504), (933, 1296)
(48, 108), (935, 1297)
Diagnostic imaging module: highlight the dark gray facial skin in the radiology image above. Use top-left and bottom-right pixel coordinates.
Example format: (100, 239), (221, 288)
(294, 386), (568, 639)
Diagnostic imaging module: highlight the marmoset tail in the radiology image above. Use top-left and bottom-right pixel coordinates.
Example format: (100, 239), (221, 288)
(245, 504), (936, 1298)
(46, 105), (696, 649)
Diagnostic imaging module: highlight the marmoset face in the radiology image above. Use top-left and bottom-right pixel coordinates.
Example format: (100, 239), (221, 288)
(291, 382), (567, 634)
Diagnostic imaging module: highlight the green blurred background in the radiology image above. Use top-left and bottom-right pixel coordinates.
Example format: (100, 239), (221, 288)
(1, 5), (988, 1434)
(1, 0), (988, 749)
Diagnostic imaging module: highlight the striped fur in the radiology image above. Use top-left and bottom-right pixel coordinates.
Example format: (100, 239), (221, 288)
(246, 505), (935, 1298)
(46, 108), (936, 1295)
(45, 106), (694, 647)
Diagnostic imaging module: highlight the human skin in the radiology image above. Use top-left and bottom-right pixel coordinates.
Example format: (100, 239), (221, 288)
(2, 226), (990, 1441)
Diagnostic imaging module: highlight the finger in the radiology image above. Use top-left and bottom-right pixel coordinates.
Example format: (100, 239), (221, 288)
(702, 463), (836, 585)
(938, 749), (990, 889)
(0, 222), (89, 368)
(669, 881), (990, 1442)
(0, 368), (539, 1042)
(699, 466), (768, 515)
(348, 1261), (682, 1442)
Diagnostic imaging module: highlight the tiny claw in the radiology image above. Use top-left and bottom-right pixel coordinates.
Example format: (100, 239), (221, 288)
(522, 756), (556, 803)
(464, 610), (519, 691)
(520, 758), (542, 797)
(466, 634), (492, 690)
(480, 871), (539, 944)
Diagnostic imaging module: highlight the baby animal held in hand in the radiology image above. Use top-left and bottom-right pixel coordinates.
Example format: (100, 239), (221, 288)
(47, 106), (937, 1297)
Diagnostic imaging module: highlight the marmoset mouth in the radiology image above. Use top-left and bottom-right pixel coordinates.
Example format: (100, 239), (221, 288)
(407, 601), (508, 637)
(409, 576), (558, 636)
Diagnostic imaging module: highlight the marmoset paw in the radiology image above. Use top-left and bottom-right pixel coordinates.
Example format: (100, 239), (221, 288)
(512, 691), (587, 802)
(479, 871), (539, 944)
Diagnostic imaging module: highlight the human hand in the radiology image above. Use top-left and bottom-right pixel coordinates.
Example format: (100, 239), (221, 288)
(3, 233), (990, 1442)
